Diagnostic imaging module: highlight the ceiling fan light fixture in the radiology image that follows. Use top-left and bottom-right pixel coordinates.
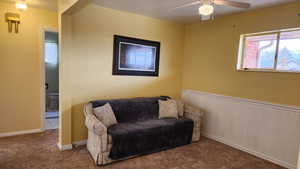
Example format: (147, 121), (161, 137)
(198, 4), (214, 16)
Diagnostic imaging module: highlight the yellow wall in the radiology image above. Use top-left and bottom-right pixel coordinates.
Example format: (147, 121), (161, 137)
(58, 14), (73, 145)
(3, 0), (296, 145)
(67, 3), (185, 142)
(183, 2), (300, 107)
(0, 2), (58, 133)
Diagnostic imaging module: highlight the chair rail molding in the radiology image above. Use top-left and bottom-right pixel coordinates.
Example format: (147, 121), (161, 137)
(183, 89), (300, 113)
(182, 89), (300, 169)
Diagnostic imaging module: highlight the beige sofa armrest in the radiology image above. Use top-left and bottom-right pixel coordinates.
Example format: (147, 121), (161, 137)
(84, 103), (107, 136)
(84, 103), (110, 165)
(184, 104), (203, 142)
(184, 104), (203, 118)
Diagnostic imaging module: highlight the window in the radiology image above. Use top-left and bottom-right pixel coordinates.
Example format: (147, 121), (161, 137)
(237, 29), (300, 73)
(45, 42), (58, 65)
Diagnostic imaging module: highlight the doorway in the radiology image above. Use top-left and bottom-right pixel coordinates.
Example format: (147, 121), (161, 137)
(43, 31), (59, 130)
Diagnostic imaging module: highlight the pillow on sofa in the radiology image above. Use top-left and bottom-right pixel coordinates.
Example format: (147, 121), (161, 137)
(93, 103), (117, 127)
(175, 99), (184, 117)
(159, 99), (178, 119)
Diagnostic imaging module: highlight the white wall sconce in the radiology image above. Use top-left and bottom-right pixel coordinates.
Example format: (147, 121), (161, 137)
(5, 13), (20, 33)
(15, 0), (27, 11)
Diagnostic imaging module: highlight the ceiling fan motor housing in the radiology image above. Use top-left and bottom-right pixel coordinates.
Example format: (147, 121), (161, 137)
(173, 0), (251, 21)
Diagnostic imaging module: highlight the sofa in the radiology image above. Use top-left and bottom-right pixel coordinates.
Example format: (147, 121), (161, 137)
(84, 96), (203, 166)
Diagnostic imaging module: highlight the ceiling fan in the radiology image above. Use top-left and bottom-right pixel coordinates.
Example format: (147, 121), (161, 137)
(173, 0), (251, 20)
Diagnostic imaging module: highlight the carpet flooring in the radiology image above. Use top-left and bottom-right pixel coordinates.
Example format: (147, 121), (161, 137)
(0, 129), (285, 169)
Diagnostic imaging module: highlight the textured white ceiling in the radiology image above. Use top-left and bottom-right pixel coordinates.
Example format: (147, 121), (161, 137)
(1, 0), (297, 22)
(1, 0), (57, 11)
(92, 0), (297, 23)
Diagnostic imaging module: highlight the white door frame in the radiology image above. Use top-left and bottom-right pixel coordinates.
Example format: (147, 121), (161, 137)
(40, 27), (59, 131)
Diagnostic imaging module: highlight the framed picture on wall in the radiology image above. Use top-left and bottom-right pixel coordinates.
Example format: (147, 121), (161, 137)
(112, 35), (160, 76)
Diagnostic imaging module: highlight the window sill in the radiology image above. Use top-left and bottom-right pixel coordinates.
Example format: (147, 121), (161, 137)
(237, 68), (300, 74)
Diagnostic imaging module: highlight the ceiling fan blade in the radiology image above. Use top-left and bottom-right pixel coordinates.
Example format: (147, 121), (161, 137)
(214, 0), (251, 9)
(172, 1), (202, 10)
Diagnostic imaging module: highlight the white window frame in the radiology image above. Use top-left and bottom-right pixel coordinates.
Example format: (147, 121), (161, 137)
(237, 28), (300, 73)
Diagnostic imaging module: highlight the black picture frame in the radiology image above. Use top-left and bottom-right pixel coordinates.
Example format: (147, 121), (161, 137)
(113, 35), (160, 76)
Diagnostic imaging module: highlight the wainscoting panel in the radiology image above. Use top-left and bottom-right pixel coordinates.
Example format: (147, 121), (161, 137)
(182, 89), (300, 169)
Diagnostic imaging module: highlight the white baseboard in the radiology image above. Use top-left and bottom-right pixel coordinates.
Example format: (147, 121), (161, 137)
(57, 142), (73, 151)
(202, 132), (297, 169)
(72, 139), (87, 147)
(57, 140), (87, 151)
(0, 128), (43, 138)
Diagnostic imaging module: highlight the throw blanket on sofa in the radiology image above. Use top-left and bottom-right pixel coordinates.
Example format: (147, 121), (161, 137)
(108, 117), (194, 160)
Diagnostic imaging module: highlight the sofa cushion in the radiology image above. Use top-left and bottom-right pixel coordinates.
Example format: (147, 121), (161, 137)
(90, 96), (170, 123)
(158, 99), (178, 119)
(93, 103), (117, 127)
(107, 117), (193, 159)
(175, 99), (184, 117)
